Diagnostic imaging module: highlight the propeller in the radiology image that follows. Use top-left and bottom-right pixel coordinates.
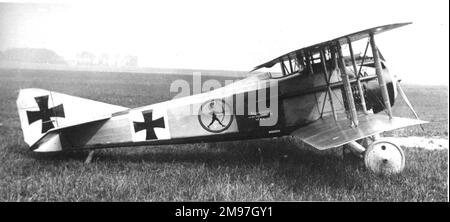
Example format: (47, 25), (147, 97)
(396, 81), (425, 131)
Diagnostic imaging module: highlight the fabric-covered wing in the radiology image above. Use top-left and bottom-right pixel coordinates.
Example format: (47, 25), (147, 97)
(252, 23), (411, 71)
(291, 113), (427, 150)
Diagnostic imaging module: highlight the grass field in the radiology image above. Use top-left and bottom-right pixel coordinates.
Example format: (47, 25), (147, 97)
(0, 68), (448, 201)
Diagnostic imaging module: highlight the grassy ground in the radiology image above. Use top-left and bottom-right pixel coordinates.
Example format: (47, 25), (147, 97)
(0, 68), (448, 201)
(387, 84), (448, 138)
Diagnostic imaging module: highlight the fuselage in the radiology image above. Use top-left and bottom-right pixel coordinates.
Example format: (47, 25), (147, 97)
(57, 59), (397, 150)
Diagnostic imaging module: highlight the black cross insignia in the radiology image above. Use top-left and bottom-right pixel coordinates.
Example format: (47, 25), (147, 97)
(26, 95), (65, 133)
(133, 110), (165, 140)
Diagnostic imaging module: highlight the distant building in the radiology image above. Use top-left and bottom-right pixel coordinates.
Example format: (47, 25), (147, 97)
(68, 52), (138, 67)
(123, 55), (138, 67)
(76, 51), (96, 65)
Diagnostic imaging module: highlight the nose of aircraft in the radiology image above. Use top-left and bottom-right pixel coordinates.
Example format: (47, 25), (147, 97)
(364, 70), (397, 113)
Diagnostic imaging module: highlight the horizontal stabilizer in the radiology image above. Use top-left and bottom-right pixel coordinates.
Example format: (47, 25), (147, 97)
(291, 114), (427, 150)
(17, 88), (129, 149)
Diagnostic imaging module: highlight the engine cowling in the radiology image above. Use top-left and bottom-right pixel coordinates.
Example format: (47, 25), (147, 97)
(364, 67), (397, 113)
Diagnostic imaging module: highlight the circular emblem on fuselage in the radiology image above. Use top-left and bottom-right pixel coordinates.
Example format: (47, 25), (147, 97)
(198, 99), (233, 133)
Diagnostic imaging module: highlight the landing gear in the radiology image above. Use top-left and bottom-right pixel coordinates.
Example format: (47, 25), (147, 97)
(344, 137), (405, 175)
(85, 150), (95, 164)
(364, 140), (405, 175)
(342, 144), (364, 169)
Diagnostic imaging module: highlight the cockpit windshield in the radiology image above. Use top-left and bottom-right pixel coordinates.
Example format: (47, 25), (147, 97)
(255, 55), (305, 79)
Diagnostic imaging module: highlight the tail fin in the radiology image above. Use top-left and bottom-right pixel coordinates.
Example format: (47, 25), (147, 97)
(17, 88), (128, 151)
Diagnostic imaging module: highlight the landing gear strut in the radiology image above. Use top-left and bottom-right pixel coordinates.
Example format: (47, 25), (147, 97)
(85, 150), (95, 164)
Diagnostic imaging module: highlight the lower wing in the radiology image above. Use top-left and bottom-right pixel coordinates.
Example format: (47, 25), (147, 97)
(290, 113), (427, 150)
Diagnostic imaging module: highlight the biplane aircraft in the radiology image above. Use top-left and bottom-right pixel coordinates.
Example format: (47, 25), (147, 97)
(17, 23), (426, 175)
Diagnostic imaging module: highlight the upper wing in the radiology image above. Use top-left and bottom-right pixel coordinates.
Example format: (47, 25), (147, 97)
(252, 23), (411, 72)
(291, 113), (426, 150)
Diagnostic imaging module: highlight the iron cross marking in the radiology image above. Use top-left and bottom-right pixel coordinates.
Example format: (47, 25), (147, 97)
(133, 110), (165, 140)
(26, 95), (65, 133)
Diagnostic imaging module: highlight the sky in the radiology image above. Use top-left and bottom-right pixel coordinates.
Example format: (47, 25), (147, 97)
(0, 0), (448, 85)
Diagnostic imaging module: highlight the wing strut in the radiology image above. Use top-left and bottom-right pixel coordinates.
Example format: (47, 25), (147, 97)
(320, 49), (337, 121)
(348, 38), (368, 114)
(357, 39), (370, 77)
(337, 44), (359, 127)
(370, 33), (393, 119)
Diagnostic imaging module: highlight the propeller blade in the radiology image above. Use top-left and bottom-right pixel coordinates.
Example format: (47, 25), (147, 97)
(397, 82), (425, 131)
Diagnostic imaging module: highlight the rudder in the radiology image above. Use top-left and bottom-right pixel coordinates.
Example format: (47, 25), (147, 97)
(17, 88), (128, 151)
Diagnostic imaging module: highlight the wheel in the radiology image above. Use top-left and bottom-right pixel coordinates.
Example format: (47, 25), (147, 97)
(364, 140), (405, 175)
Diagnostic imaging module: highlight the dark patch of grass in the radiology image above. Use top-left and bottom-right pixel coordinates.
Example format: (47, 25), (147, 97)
(0, 68), (447, 201)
